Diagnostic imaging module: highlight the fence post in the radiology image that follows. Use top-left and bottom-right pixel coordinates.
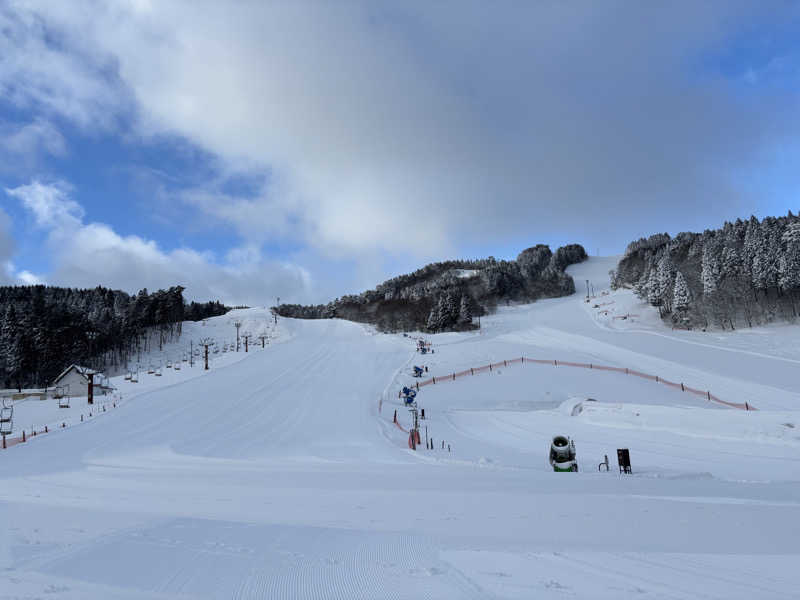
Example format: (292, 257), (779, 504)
(452, 372), (455, 381)
(433, 377), (436, 384)
(745, 402), (750, 411)
(707, 391), (711, 401)
(504, 360), (507, 367)
(681, 383), (684, 391)
(471, 368), (474, 375)
(489, 364), (492, 372)
(416, 382), (419, 391)
(22, 430), (26, 443)
(554, 360), (558, 366)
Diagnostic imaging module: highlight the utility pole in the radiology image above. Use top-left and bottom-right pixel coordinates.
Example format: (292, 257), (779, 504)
(200, 338), (213, 370)
(87, 371), (95, 405)
(86, 330), (98, 369)
(233, 320), (242, 352)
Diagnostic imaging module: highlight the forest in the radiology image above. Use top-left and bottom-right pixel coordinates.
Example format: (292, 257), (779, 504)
(277, 243), (588, 332)
(612, 213), (800, 330)
(0, 285), (228, 390)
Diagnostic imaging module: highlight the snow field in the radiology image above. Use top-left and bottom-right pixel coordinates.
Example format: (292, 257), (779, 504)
(1, 259), (800, 598)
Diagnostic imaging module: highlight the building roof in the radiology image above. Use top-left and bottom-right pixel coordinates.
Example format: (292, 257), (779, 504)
(52, 364), (97, 385)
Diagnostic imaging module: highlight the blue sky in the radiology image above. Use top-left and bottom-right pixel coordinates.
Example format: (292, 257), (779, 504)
(1, 2), (800, 305)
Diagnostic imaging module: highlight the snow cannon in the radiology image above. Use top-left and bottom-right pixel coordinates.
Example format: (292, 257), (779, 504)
(413, 366), (424, 378)
(401, 386), (417, 405)
(549, 436), (578, 472)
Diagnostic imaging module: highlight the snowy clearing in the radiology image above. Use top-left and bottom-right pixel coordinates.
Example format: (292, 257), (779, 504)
(2, 259), (799, 599)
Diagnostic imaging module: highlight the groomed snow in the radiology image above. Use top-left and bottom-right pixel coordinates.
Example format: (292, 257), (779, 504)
(2, 259), (799, 599)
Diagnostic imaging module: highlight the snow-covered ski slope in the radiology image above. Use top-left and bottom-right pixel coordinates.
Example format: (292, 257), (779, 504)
(2, 258), (799, 599)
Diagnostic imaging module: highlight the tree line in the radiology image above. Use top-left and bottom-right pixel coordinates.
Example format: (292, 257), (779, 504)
(0, 285), (229, 390)
(277, 243), (588, 333)
(612, 213), (800, 329)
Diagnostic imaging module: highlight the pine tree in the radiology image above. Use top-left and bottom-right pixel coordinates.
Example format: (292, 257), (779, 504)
(672, 271), (691, 312)
(701, 243), (719, 295)
(442, 292), (458, 328)
(646, 268), (663, 307)
(2, 305), (23, 390)
(426, 298), (441, 332)
(655, 254), (675, 311)
(458, 295), (472, 326)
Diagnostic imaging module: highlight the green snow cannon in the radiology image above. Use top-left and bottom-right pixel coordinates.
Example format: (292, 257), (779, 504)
(550, 436), (578, 472)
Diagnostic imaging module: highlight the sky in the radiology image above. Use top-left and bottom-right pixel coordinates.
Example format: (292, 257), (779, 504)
(1, 1), (800, 305)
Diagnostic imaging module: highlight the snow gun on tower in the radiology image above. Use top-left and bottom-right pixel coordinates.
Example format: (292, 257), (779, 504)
(401, 386), (417, 405)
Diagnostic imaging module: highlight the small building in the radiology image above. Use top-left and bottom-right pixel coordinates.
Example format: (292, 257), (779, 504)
(51, 365), (114, 398)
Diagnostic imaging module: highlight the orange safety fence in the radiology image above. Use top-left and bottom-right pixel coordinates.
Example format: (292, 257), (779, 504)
(413, 356), (756, 411)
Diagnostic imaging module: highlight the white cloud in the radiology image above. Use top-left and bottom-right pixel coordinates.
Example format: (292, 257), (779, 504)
(0, 118), (66, 172)
(5, 180), (83, 228)
(0, 207), (15, 284)
(7, 1), (796, 261)
(3, 2), (800, 298)
(16, 269), (44, 284)
(6, 181), (311, 304)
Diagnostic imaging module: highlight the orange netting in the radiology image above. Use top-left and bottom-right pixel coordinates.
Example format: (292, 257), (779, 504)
(412, 357), (755, 410)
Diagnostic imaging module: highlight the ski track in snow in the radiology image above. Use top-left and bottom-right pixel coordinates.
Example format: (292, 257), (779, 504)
(2, 263), (800, 598)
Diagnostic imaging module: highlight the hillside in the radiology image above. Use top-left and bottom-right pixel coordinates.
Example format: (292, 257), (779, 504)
(612, 213), (800, 330)
(277, 243), (588, 332)
(0, 285), (228, 390)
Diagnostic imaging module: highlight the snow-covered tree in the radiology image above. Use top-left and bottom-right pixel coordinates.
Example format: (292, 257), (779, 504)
(426, 299), (441, 332)
(458, 295), (472, 326)
(701, 243), (719, 295)
(672, 271), (691, 312)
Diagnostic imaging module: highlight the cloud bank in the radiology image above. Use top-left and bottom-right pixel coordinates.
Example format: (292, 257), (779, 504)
(5, 181), (310, 305)
(2, 1), (799, 300)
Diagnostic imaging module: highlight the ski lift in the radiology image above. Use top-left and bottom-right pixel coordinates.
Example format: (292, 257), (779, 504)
(0, 398), (13, 436)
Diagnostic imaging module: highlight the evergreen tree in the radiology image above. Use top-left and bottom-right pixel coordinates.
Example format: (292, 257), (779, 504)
(426, 299), (441, 332)
(458, 295), (472, 326)
(672, 271), (691, 312)
(2, 305), (23, 390)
